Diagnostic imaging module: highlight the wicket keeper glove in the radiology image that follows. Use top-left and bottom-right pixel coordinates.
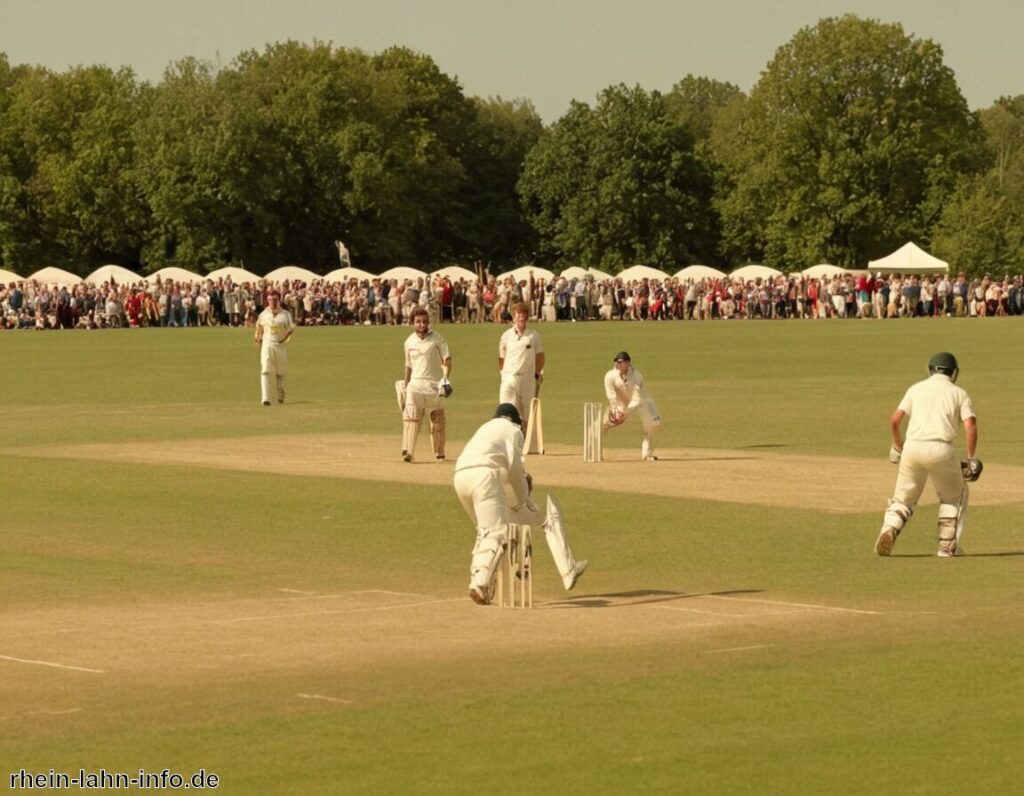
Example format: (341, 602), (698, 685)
(438, 378), (453, 398)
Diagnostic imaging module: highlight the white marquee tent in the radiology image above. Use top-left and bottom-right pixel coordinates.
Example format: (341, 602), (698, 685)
(84, 264), (143, 286)
(730, 264), (784, 282)
(27, 267), (82, 286)
(324, 266), (376, 282)
(0, 268), (23, 283)
(430, 265), (478, 283)
(263, 266), (319, 283)
(145, 266), (204, 284)
(497, 265), (555, 283)
(674, 265), (727, 281)
(558, 266), (613, 281)
(868, 242), (948, 274)
(206, 266), (262, 283)
(802, 264), (849, 279)
(617, 264), (670, 282)
(380, 266), (428, 282)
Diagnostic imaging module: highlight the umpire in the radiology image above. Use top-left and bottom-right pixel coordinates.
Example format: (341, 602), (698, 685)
(875, 352), (980, 557)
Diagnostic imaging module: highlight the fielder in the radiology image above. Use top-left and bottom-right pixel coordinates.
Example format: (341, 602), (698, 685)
(253, 291), (294, 406)
(875, 352), (981, 557)
(454, 403), (587, 605)
(604, 351), (661, 461)
(399, 306), (452, 462)
(498, 302), (545, 418)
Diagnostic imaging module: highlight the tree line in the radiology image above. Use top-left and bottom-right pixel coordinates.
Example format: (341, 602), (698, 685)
(1, 14), (1022, 278)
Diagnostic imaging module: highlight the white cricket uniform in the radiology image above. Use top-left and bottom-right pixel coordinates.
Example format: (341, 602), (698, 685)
(498, 326), (543, 416)
(454, 417), (581, 592)
(256, 307), (294, 403)
(891, 374), (975, 508)
(604, 365), (661, 459)
(403, 329), (450, 415)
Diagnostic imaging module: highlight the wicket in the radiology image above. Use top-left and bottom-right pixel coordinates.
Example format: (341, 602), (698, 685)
(583, 402), (603, 462)
(495, 524), (533, 608)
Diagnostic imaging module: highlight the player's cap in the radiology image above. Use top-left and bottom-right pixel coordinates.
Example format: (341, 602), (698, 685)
(493, 402), (523, 427)
(613, 351), (631, 362)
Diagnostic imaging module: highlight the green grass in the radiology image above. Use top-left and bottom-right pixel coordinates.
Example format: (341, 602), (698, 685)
(1, 318), (1022, 794)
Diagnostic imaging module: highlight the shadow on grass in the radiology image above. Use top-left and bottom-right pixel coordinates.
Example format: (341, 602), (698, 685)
(546, 587), (762, 609)
(740, 443), (794, 449)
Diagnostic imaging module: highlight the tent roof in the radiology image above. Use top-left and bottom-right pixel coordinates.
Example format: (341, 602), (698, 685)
(868, 242), (948, 274)
(674, 265), (727, 280)
(801, 264), (849, 279)
(145, 266), (204, 284)
(206, 266), (262, 283)
(430, 265), (478, 283)
(379, 266), (428, 282)
(83, 264), (143, 286)
(263, 266), (319, 283)
(0, 268), (24, 283)
(324, 266), (376, 282)
(497, 265), (555, 283)
(617, 264), (670, 282)
(27, 267), (82, 286)
(730, 264), (783, 281)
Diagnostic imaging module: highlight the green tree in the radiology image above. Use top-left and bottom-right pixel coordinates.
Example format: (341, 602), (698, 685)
(519, 85), (718, 271)
(663, 75), (743, 143)
(712, 14), (985, 270)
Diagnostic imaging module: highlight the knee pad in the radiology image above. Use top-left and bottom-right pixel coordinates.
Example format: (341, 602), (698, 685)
(403, 399), (425, 422)
(429, 409), (446, 457)
(429, 409), (446, 432)
(470, 526), (507, 589)
(937, 502), (960, 543)
(883, 499), (914, 533)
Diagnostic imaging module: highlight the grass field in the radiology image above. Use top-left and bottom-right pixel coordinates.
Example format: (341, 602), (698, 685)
(2, 318), (1023, 795)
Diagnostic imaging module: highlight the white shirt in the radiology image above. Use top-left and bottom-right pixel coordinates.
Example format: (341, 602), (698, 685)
(899, 374), (975, 443)
(404, 329), (450, 385)
(499, 326), (543, 378)
(256, 307), (293, 346)
(455, 417), (529, 505)
(605, 365), (652, 413)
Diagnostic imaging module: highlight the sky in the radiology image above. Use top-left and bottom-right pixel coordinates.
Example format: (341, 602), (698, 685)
(1, 0), (1021, 122)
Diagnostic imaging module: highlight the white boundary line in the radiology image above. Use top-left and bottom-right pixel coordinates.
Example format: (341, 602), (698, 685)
(706, 644), (777, 654)
(0, 654), (104, 673)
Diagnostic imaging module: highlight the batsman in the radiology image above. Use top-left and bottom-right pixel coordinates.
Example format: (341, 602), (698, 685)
(397, 306), (452, 462)
(453, 403), (587, 605)
(875, 352), (980, 558)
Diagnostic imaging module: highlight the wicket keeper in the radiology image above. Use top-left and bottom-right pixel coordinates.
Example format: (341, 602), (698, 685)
(603, 351), (661, 461)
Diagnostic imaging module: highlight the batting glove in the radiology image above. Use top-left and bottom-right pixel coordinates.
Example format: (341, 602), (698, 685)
(438, 378), (453, 398)
(888, 445), (902, 464)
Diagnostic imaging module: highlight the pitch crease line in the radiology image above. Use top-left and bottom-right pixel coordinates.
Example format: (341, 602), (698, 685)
(212, 597), (465, 624)
(707, 644), (777, 654)
(297, 693), (352, 705)
(0, 654), (104, 673)
(708, 596), (881, 615)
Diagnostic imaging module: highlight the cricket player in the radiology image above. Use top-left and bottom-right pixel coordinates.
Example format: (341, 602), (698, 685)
(498, 302), (544, 418)
(400, 306), (452, 462)
(454, 403), (587, 605)
(253, 291), (294, 405)
(875, 352), (980, 557)
(604, 351), (661, 461)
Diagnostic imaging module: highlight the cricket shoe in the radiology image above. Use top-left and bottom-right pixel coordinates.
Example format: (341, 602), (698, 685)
(874, 527), (897, 556)
(563, 560), (588, 591)
(262, 401), (271, 407)
(402, 450), (413, 463)
(468, 585), (491, 605)
(937, 545), (964, 558)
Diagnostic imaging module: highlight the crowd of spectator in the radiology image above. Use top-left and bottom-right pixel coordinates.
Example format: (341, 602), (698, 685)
(2, 270), (1023, 331)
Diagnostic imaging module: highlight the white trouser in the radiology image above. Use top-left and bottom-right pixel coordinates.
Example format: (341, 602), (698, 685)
(260, 344), (287, 403)
(499, 374), (536, 419)
(892, 440), (963, 507)
(608, 399), (661, 458)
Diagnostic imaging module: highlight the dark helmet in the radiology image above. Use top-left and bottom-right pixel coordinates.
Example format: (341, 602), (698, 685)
(493, 402), (523, 427)
(613, 351), (632, 363)
(928, 352), (959, 382)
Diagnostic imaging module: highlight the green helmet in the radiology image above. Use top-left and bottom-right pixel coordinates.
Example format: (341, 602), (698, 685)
(493, 402), (523, 427)
(928, 352), (959, 382)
